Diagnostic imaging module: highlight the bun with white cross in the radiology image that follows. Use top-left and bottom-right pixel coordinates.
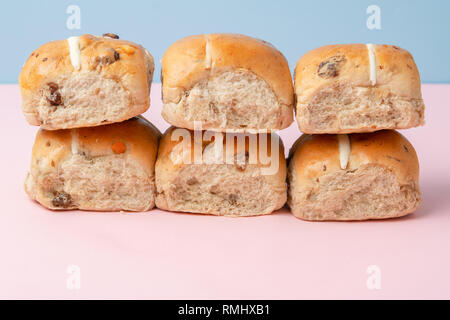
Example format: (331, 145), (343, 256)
(294, 44), (425, 134)
(19, 34), (154, 130)
(287, 130), (421, 221)
(25, 116), (161, 211)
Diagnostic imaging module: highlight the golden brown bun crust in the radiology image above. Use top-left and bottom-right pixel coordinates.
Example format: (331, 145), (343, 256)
(294, 44), (422, 102)
(32, 116), (161, 174)
(19, 34), (154, 128)
(161, 33), (294, 106)
(20, 34), (153, 94)
(289, 130), (419, 189)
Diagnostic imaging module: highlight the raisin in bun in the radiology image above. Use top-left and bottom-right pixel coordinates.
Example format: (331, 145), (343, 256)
(19, 34), (154, 130)
(25, 117), (161, 211)
(287, 130), (421, 221)
(155, 127), (287, 216)
(161, 33), (294, 132)
(294, 44), (425, 133)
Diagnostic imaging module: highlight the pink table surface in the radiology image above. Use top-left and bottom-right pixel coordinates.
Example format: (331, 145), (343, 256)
(0, 84), (449, 300)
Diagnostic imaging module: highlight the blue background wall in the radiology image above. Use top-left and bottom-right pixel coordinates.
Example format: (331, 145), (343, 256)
(0, 0), (448, 83)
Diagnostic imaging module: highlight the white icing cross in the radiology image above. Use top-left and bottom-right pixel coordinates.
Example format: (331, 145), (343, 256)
(338, 134), (351, 170)
(366, 43), (377, 86)
(68, 36), (81, 71)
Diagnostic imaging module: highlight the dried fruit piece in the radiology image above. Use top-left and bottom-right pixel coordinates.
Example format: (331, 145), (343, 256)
(113, 50), (120, 61)
(228, 194), (238, 205)
(186, 177), (198, 185)
(112, 141), (126, 154)
(46, 82), (62, 106)
(119, 45), (135, 55)
(52, 191), (72, 208)
(91, 49), (120, 69)
(102, 33), (119, 39)
(317, 55), (346, 78)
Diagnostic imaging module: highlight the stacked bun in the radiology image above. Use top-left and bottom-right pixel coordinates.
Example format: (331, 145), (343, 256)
(156, 34), (293, 216)
(20, 34), (161, 211)
(155, 128), (287, 216)
(288, 44), (424, 220)
(161, 34), (294, 132)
